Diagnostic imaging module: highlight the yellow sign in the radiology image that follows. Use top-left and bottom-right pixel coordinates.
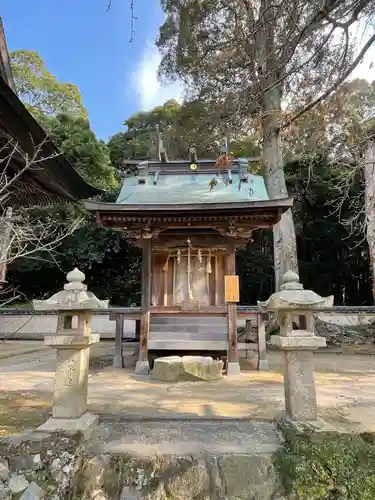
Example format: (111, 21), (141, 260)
(224, 275), (240, 303)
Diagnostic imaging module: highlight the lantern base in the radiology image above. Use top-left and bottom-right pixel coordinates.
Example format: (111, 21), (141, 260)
(37, 412), (98, 440)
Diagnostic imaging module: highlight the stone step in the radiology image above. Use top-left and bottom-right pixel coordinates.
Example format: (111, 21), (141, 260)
(86, 419), (282, 457)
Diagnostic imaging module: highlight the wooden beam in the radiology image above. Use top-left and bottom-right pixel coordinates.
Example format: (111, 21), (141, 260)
(225, 239), (240, 375)
(113, 315), (124, 368)
(136, 238), (152, 373)
(214, 254), (219, 305)
(257, 313), (269, 371)
(135, 319), (141, 341)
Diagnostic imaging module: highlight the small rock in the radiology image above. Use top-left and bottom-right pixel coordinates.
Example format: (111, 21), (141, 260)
(164, 459), (210, 498)
(51, 458), (61, 470)
(0, 482), (11, 500)
(62, 463), (73, 475)
(8, 474), (29, 494)
(19, 482), (45, 500)
(60, 451), (72, 465)
(219, 454), (277, 500)
(0, 458), (9, 481)
(50, 457), (63, 481)
(33, 454), (43, 470)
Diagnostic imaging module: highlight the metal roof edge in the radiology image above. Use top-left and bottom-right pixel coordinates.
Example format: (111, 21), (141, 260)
(84, 197), (293, 212)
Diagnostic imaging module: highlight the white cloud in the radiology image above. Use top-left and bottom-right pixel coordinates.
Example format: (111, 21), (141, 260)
(132, 43), (183, 110)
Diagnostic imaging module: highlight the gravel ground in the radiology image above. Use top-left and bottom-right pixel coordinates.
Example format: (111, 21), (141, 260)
(1, 342), (375, 435)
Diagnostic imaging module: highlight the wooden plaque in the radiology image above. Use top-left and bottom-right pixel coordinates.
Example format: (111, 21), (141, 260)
(224, 275), (240, 303)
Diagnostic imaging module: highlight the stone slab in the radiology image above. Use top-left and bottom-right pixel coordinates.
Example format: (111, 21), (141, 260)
(152, 356), (224, 382)
(271, 335), (326, 350)
(84, 420), (282, 457)
(36, 412), (99, 440)
(220, 454), (277, 499)
(45, 334), (100, 349)
(19, 482), (44, 500)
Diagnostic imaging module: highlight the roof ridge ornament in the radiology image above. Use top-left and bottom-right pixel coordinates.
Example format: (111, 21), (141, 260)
(137, 160), (149, 184)
(238, 157), (249, 182)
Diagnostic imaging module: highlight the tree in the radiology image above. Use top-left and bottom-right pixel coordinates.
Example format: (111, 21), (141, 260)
(10, 50), (87, 121)
(108, 99), (183, 165)
(43, 114), (118, 190)
(157, 0), (375, 290)
(283, 79), (375, 159)
(108, 98), (259, 169)
(290, 80), (375, 301)
(0, 138), (84, 305)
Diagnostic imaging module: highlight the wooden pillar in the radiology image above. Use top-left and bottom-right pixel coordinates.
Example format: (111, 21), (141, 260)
(113, 314), (124, 368)
(226, 240), (240, 375)
(135, 238), (152, 374)
(135, 319), (141, 341)
(257, 313), (269, 371)
(245, 319), (252, 359)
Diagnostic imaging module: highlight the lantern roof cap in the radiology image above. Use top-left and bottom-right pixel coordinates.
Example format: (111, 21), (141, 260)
(33, 268), (109, 311)
(258, 271), (334, 311)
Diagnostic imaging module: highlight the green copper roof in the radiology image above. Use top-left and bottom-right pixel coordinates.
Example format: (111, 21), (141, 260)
(116, 172), (269, 205)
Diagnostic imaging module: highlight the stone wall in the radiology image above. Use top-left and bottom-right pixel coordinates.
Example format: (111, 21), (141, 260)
(0, 429), (284, 500)
(315, 316), (375, 348)
(0, 314), (135, 341)
(0, 430), (83, 500)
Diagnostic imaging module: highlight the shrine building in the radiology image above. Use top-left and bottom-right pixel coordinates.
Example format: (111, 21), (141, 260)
(85, 154), (293, 375)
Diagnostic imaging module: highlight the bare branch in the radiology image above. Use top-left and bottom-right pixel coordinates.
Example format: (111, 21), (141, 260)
(130, 0), (137, 42)
(284, 32), (375, 127)
(0, 139), (83, 285)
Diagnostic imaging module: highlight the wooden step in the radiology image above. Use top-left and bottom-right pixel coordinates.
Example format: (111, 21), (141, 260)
(150, 324), (227, 334)
(150, 331), (227, 341)
(151, 316), (226, 326)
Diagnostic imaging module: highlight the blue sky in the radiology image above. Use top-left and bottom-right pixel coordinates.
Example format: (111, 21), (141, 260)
(1, 0), (182, 140)
(2, 2), (374, 141)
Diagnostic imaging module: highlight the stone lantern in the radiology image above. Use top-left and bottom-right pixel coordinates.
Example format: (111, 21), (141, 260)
(33, 268), (108, 436)
(258, 271), (333, 421)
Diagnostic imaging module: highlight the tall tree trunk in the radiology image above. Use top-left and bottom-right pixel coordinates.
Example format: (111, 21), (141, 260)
(261, 87), (298, 291)
(364, 138), (375, 303)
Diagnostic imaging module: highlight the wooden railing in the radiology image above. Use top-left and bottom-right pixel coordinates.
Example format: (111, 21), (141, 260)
(1, 305), (374, 371)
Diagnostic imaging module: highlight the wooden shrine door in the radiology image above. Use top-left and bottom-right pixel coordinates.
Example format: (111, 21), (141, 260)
(151, 252), (225, 307)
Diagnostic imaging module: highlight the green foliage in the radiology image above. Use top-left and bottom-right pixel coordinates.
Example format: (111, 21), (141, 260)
(237, 151), (371, 305)
(107, 99), (183, 165)
(10, 50), (87, 121)
(42, 113), (118, 189)
(9, 216), (141, 306)
(275, 427), (375, 499)
(107, 98), (260, 172)
(8, 129), (373, 307)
